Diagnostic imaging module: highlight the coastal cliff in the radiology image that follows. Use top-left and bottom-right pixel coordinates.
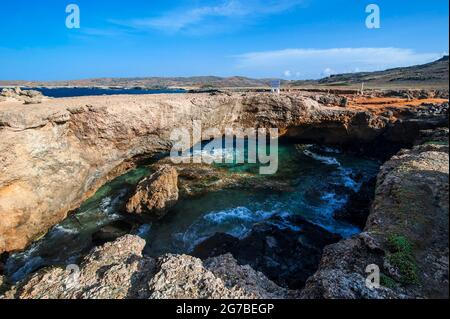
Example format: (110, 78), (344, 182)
(0, 91), (448, 299)
(2, 128), (447, 299)
(1, 92), (447, 253)
(301, 128), (449, 298)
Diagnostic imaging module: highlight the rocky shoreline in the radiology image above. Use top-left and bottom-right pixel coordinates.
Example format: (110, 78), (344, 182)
(0, 90), (448, 299)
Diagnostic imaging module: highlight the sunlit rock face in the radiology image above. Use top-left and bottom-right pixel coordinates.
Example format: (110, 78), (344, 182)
(1, 235), (295, 299)
(0, 92), (447, 253)
(126, 165), (179, 218)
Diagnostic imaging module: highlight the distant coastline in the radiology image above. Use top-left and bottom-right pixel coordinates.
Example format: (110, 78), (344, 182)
(9, 87), (187, 98)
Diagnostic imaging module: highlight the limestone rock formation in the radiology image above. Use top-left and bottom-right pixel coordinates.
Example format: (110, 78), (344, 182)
(0, 87), (44, 104)
(148, 253), (294, 299)
(1, 235), (154, 299)
(126, 165), (179, 219)
(301, 129), (449, 299)
(1, 235), (294, 299)
(0, 91), (448, 299)
(0, 92), (447, 253)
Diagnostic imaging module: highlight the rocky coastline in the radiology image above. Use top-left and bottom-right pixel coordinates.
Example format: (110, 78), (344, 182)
(0, 90), (448, 299)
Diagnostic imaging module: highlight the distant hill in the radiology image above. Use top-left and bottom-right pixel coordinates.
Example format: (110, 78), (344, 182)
(315, 55), (449, 87)
(0, 76), (277, 89)
(1, 56), (448, 89)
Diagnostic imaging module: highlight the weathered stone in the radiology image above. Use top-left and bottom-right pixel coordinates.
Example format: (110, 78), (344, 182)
(0, 93), (447, 253)
(193, 215), (341, 290)
(1, 235), (293, 299)
(91, 220), (134, 246)
(126, 165), (179, 218)
(301, 130), (449, 299)
(0, 87), (44, 104)
(1, 235), (155, 299)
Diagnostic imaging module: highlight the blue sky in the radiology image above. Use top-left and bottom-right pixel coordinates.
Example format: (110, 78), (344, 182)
(0, 0), (448, 80)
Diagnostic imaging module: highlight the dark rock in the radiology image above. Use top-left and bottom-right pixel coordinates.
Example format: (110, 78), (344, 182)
(315, 94), (346, 106)
(339, 97), (349, 107)
(334, 177), (377, 229)
(193, 215), (341, 290)
(92, 220), (134, 246)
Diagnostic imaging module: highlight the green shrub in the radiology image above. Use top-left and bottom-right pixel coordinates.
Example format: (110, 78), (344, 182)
(386, 234), (420, 285)
(380, 273), (397, 289)
(388, 234), (413, 254)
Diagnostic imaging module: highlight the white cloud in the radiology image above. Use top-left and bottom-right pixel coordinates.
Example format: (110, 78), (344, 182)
(283, 70), (292, 77)
(114, 0), (303, 33)
(321, 67), (334, 77)
(234, 47), (443, 79)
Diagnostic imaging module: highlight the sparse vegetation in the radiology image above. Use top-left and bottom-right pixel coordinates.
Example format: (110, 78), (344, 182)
(380, 273), (397, 289)
(386, 234), (420, 285)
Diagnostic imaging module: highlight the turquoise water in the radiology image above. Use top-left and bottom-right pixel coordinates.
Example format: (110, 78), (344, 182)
(144, 142), (380, 255)
(5, 142), (380, 282)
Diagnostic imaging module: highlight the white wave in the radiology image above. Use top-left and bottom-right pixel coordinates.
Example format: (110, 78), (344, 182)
(303, 149), (341, 166)
(203, 207), (275, 224)
(303, 148), (362, 191)
(181, 206), (279, 251)
(100, 196), (112, 212)
(100, 189), (128, 215)
(135, 224), (152, 238)
(53, 225), (79, 235)
(320, 192), (348, 214)
(338, 167), (360, 191)
(320, 146), (342, 154)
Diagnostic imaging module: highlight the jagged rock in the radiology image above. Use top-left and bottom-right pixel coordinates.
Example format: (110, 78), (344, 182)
(126, 165), (179, 219)
(91, 220), (134, 246)
(193, 215), (341, 290)
(148, 253), (294, 299)
(1, 235), (155, 299)
(0, 235), (294, 299)
(313, 94), (345, 106)
(0, 93), (447, 253)
(334, 177), (377, 229)
(148, 254), (242, 299)
(301, 130), (449, 299)
(204, 254), (299, 299)
(0, 87), (44, 104)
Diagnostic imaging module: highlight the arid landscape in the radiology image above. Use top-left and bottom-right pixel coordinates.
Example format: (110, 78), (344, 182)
(0, 1), (449, 307)
(1, 56), (448, 299)
(1, 56), (448, 90)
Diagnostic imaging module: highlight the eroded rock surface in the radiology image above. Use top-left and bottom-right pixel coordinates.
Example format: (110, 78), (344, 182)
(126, 165), (179, 218)
(1, 235), (294, 299)
(193, 215), (341, 290)
(0, 92), (448, 254)
(0, 87), (45, 104)
(301, 129), (449, 299)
